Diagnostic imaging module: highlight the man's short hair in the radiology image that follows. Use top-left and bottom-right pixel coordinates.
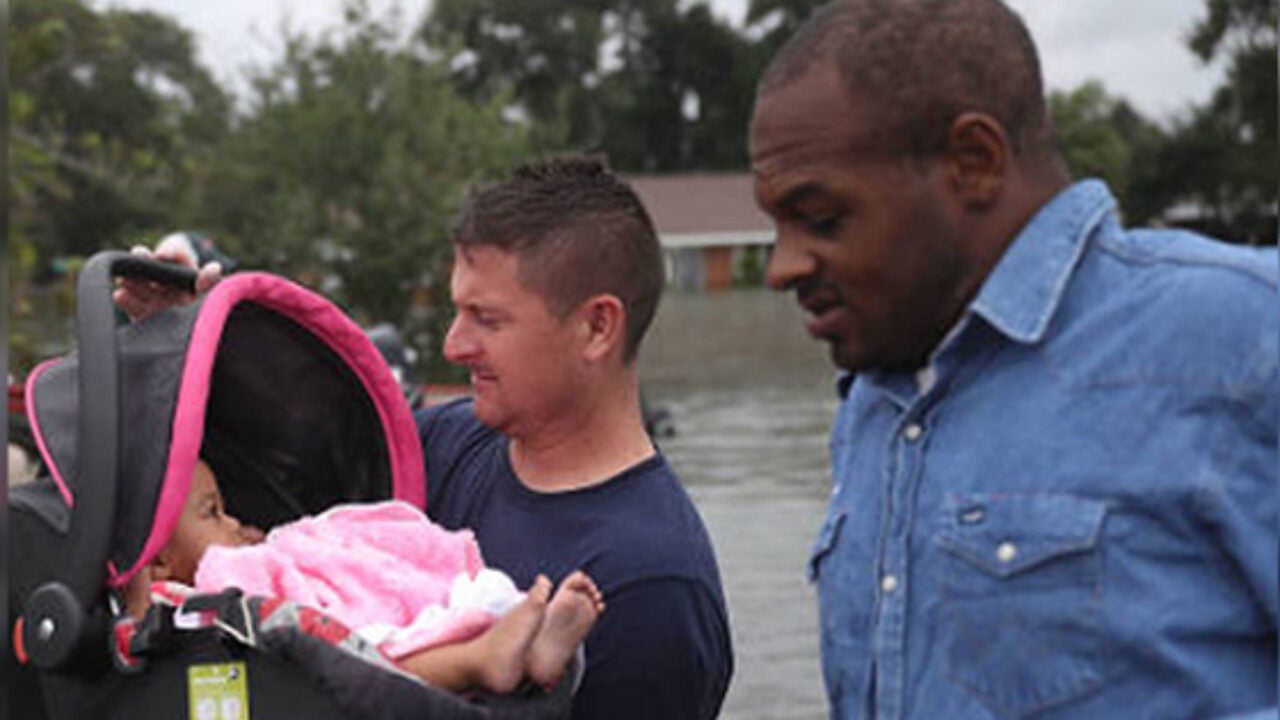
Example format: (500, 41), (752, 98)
(450, 155), (665, 363)
(759, 0), (1051, 160)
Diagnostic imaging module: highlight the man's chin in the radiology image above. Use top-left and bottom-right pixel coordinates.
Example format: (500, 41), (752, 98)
(828, 338), (866, 372)
(828, 339), (926, 374)
(471, 401), (512, 433)
(470, 399), (497, 427)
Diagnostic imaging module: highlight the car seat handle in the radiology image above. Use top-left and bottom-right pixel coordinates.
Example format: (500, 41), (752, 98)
(21, 251), (138, 672)
(67, 251), (132, 606)
(113, 253), (199, 293)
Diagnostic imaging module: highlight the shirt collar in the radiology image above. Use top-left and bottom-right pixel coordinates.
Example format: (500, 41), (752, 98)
(969, 179), (1116, 345)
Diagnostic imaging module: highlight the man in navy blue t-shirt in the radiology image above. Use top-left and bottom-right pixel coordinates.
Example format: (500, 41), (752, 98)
(117, 156), (733, 718)
(420, 156), (733, 720)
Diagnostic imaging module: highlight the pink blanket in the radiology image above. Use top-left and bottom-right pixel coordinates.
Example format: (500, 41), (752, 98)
(195, 500), (514, 659)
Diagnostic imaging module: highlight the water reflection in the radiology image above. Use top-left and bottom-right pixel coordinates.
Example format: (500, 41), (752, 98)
(640, 289), (838, 719)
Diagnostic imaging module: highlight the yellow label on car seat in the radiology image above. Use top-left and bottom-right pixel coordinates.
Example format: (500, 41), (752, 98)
(188, 662), (249, 720)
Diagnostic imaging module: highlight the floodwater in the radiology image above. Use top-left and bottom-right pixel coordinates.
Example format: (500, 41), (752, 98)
(639, 288), (839, 720)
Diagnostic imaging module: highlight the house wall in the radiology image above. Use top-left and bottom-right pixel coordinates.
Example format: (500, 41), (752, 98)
(662, 243), (772, 292)
(666, 248), (705, 292)
(703, 246), (734, 291)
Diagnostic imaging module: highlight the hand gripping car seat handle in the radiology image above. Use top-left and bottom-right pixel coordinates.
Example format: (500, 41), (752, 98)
(22, 251), (197, 671)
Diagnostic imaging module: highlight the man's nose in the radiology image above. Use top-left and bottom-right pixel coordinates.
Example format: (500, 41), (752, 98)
(765, 235), (816, 292)
(442, 315), (473, 364)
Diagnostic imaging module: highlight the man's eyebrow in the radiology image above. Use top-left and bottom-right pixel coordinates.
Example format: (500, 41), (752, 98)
(461, 301), (507, 319)
(775, 182), (828, 212)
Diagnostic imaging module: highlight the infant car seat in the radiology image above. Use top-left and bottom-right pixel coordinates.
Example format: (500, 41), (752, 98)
(9, 251), (575, 720)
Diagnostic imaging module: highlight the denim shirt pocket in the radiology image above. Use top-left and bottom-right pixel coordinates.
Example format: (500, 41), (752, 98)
(935, 493), (1108, 719)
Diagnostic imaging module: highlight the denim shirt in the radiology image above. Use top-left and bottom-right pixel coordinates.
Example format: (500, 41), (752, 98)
(811, 180), (1278, 720)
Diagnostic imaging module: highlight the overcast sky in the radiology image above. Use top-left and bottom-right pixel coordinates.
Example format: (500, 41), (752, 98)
(98, 0), (1225, 126)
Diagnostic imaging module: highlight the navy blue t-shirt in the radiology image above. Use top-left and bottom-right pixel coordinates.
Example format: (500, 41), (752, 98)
(417, 399), (733, 720)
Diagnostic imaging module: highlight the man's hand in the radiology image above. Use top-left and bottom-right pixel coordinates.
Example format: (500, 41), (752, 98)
(112, 237), (223, 321)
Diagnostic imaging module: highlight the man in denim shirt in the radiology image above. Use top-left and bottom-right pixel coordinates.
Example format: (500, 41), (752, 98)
(749, 1), (1277, 718)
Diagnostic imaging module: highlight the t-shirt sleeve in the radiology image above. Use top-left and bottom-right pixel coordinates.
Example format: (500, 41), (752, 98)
(572, 576), (733, 720)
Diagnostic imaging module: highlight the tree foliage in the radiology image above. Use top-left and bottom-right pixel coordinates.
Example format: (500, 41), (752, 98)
(744, 0), (828, 58)
(1165, 0), (1278, 243)
(11, 0), (1275, 378)
(424, 0), (760, 171)
(10, 0), (231, 371)
(11, 0), (230, 274)
(179, 0), (534, 375)
(1048, 81), (1169, 224)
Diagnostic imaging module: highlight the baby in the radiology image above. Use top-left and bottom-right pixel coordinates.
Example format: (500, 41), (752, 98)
(125, 459), (604, 694)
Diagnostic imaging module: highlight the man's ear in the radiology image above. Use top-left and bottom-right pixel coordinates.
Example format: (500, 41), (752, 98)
(578, 294), (626, 363)
(942, 112), (1008, 209)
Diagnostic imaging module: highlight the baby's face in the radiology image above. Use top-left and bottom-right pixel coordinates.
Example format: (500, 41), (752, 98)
(157, 460), (259, 584)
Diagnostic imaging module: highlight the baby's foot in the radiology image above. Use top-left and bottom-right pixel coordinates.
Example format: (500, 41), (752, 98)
(526, 571), (605, 689)
(475, 574), (551, 694)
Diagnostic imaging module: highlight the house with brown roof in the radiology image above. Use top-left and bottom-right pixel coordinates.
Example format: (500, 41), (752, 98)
(625, 173), (775, 291)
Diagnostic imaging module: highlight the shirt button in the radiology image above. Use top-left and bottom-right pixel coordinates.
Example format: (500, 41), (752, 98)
(880, 574), (899, 594)
(996, 542), (1018, 563)
(902, 423), (924, 442)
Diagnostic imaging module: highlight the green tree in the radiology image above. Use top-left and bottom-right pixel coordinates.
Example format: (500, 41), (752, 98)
(11, 0), (231, 273)
(423, 0), (603, 143)
(744, 0), (828, 58)
(184, 0), (534, 377)
(1050, 82), (1138, 194)
(596, 3), (761, 171)
(10, 0), (231, 372)
(1048, 81), (1168, 224)
(423, 0), (758, 172)
(1161, 0), (1277, 243)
